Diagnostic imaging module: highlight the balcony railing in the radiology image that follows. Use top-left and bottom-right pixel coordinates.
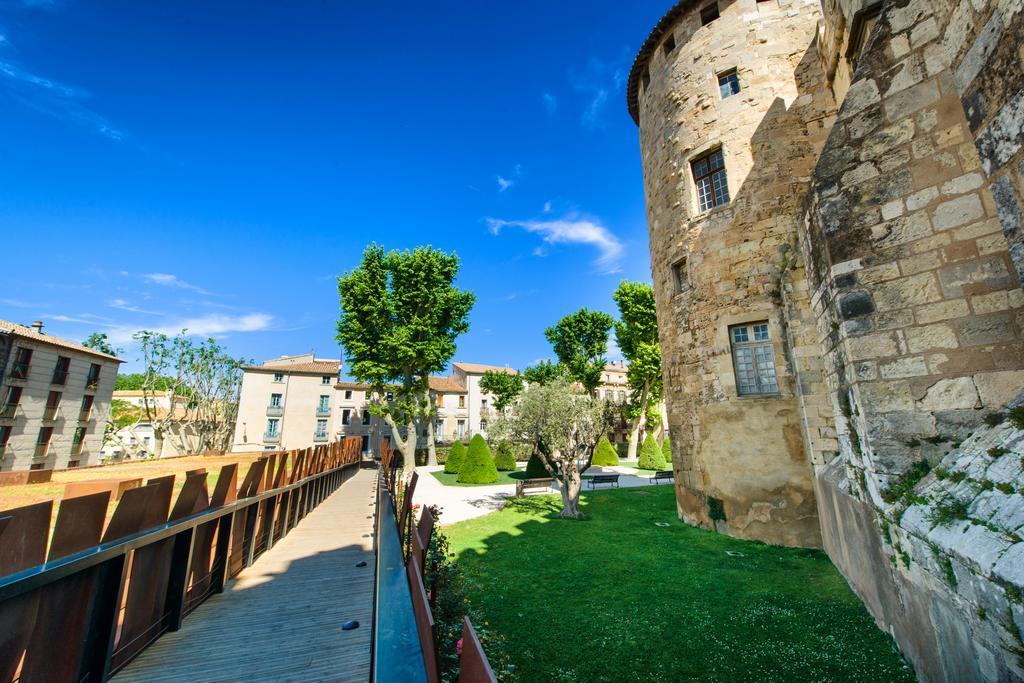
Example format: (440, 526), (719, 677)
(51, 370), (68, 386)
(42, 406), (59, 421)
(266, 405), (284, 417)
(71, 440), (85, 456)
(0, 404), (18, 420)
(85, 374), (100, 390)
(316, 408), (331, 417)
(313, 432), (328, 443)
(34, 443), (49, 458)
(79, 409), (92, 422)
(10, 362), (30, 380)
(263, 432), (281, 443)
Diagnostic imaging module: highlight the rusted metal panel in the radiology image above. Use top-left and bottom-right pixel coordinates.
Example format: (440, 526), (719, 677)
(0, 501), (51, 683)
(211, 463), (238, 507)
(50, 492), (110, 560)
(170, 472), (209, 522)
(458, 617), (497, 683)
(406, 556), (439, 683)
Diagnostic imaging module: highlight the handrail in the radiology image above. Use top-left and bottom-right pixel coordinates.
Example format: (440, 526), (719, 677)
(372, 474), (428, 683)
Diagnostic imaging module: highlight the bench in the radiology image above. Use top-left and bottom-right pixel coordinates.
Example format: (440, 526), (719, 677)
(587, 473), (620, 489)
(515, 478), (554, 498)
(652, 470), (675, 484)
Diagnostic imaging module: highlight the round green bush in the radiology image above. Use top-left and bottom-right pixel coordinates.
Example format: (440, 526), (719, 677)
(637, 434), (666, 471)
(457, 434), (499, 484)
(662, 436), (673, 468)
(444, 441), (467, 474)
(592, 436), (619, 467)
(524, 450), (551, 478)
(494, 441), (517, 471)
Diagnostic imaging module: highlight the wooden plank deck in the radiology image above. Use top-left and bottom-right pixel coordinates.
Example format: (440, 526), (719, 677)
(114, 467), (379, 683)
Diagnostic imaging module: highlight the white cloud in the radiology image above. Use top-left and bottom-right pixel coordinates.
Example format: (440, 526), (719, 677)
(542, 200), (552, 213)
(486, 214), (623, 273)
(107, 313), (273, 344)
(542, 92), (557, 114)
(143, 272), (211, 295)
(108, 298), (161, 315)
(496, 175), (513, 192)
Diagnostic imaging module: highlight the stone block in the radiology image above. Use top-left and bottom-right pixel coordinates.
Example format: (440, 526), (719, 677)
(954, 311), (1015, 346)
(906, 323), (960, 352)
(880, 356), (930, 378)
(932, 193), (985, 230)
(847, 332), (899, 360)
(884, 79), (940, 121)
(917, 377), (981, 410)
(973, 370), (1024, 407)
(873, 272), (943, 311)
(938, 255), (1011, 297)
(940, 172), (984, 196)
(915, 298), (970, 323)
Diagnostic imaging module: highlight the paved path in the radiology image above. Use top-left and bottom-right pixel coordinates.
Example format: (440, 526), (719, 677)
(413, 463), (670, 524)
(115, 467), (378, 683)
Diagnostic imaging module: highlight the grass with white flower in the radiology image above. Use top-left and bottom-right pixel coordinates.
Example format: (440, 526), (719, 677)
(446, 486), (913, 682)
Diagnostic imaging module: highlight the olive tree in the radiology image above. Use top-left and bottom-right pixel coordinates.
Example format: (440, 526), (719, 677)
(613, 281), (663, 460)
(492, 377), (612, 519)
(337, 244), (475, 473)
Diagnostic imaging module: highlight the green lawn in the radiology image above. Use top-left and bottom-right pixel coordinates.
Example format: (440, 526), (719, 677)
(446, 487), (913, 682)
(430, 469), (528, 487)
(617, 461), (670, 474)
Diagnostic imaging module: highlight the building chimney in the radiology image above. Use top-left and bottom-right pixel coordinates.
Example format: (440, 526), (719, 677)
(31, 321), (44, 334)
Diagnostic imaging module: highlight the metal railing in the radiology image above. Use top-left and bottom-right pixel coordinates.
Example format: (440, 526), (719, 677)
(85, 374), (100, 390)
(33, 443), (49, 458)
(0, 403), (17, 420)
(313, 432), (328, 442)
(10, 361), (30, 380)
(79, 409), (92, 422)
(266, 405), (284, 417)
(316, 408), (331, 417)
(0, 438), (363, 681)
(42, 406), (59, 421)
(51, 369), (68, 385)
(263, 431), (281, 443)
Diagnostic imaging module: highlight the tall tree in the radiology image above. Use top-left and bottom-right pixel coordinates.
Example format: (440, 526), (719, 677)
(337, 244), (475, 473)
(83, 332), (120, 357)
(613, 281), (663, 460)
(544, 308), (614, 395)
(479, 370), (523, 412)
(521, 360), (565, 386)
(493, 377), (611, 518)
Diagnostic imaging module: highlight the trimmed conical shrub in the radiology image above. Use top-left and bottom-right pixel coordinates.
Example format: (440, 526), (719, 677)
(592, 436), (619, 466)
(494, 441), (517, 471)
(457, 434), (499, 484)
(524, 450), (550, 478)
(444, 441), (467, 474)
(637, 434), (666, 471)
(662, 436), (673, 469)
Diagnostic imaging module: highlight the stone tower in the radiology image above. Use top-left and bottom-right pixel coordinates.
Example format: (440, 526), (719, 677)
(627, 0), (835, 547)
(631, 0), (1024, 678)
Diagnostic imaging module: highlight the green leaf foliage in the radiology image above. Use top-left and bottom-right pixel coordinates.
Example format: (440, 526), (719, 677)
(544, 308), (614, 394)
(457, 434), (499, 484)
(479, 371), (523, 411)
(444, 441), (467, 473)
(592, 436), (620, 466)
(662, 436), (673, 466)
(336, 244), (475, 433)
(494, 441), (517, 471)
(82, 332), (120, 357)
(524, 451), (550, 478)
(521, 360), (565, 386)
(638, 434), (667, 471)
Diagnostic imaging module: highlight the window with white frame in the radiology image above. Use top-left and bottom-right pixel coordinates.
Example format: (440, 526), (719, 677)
(270, 393), (282, 407)
(718, 69), (740, 98)
(322, 376), (332, 385)
(318, 395), (330, 412)
(691, 148), (730, 212)
(273, 372), (284, 383)
(730, 322), (779, 395)
(315, 419), (328, 437)
(342, 408), (352, 424)
(457, 419), (466, 438)
(265, 419), (280, 437)
(344, 390), (353, 399)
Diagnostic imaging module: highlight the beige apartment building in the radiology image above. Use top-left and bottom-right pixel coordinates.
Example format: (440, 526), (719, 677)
(230, 356), (518, 454)
(0, 320), (121, 470)
(101, 391), (197, 460)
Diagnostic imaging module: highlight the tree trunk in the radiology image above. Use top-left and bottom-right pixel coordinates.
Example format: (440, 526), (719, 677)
(425, 412), (438, 466)
(381, 411), (417, 478)
(626, 386), (650, 460)
(558, 470), (584, 519)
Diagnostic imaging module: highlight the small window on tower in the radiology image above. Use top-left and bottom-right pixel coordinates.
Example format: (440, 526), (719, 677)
(718, 69), (740, 98)
(662, 34), (676, 55)
(672, 257), (688, 294)
(700, 3), (720, 26)
(691, 148), (731, 212)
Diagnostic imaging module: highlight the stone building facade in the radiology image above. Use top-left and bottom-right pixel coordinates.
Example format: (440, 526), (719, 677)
(629, 0), (1024, 679)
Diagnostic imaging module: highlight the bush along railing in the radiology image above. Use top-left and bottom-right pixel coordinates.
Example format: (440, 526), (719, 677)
(0, 437), (363, 682)
(373, 446), (500, 683)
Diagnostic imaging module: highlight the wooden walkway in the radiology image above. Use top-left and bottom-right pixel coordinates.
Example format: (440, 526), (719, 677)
(115, 467), (379, 683)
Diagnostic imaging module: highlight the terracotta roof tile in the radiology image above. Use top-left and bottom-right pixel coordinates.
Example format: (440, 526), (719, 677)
(243, 360), (340, 375)
(0, 319), (123, 362)
(429, 376), (467, 393)
(452, 362), (518, 375)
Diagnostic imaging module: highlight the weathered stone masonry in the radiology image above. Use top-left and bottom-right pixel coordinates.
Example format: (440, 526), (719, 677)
(629, 0), (1024, 679)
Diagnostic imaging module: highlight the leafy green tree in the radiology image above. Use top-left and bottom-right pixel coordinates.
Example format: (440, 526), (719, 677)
(115, 372), (179, 392)
(493, 377), (612, 518)
(444, 441), (467, 474)
(337, 244), (475, 473)
(494, 441), (517, 471)
(544, 308), (614, 395)
(457, 434), (499, 484)
(592, 435), (620, 467)
(521, 360), (565, 386)
(83, 332), (121, 357)
(637, 433), (666, 471)
(613, 281), (663, 460)
(479, 370), (523, 411)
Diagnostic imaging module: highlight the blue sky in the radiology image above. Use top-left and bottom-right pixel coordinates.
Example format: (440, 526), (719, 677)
(0, 0), (665, 374)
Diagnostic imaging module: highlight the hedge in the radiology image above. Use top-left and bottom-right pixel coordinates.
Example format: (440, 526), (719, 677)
(444, 441), (467, 474)
(592, 436), (620, 466)
(494, 442), (517, 471)
(457, 434), (499, 484)
(637, 434), (666, 471)
(662, 436), (672, 466)
(524, 451), (551, 478)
